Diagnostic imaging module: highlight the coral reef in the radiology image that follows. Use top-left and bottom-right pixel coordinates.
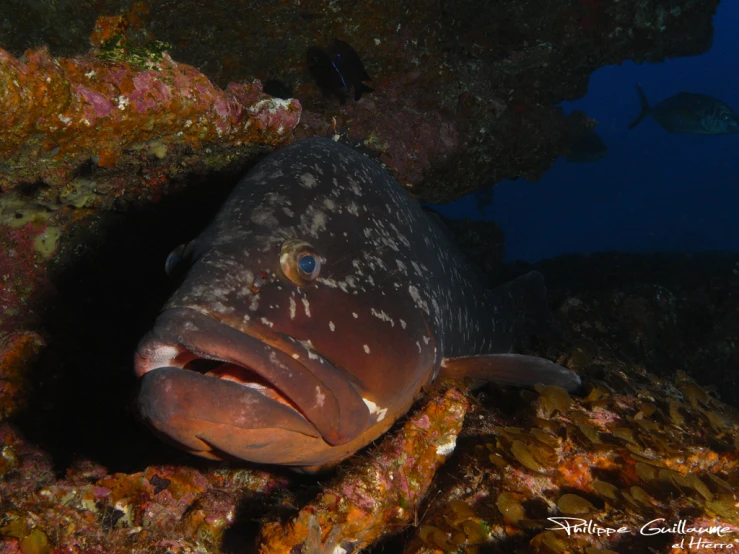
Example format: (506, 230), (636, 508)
(0, 0), (720, 202)
(0, 14), (301, 207)
(403, 372), (739, 553)
(0, 443), (290, 553)
(0, 333), (44, 418)
(258, 385), (469, 553)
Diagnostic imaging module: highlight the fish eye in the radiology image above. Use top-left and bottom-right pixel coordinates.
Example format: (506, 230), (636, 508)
(298, 253), (317, 275)
(280, 239), (321, 286)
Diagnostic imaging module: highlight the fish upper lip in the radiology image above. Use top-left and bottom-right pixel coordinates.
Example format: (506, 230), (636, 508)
(135, 307), (370, 445)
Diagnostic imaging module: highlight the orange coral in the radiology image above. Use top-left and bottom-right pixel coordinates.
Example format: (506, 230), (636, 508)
(0, 15), (301, 194)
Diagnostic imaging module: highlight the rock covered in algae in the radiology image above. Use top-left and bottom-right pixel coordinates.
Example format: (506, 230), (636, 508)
(402, 369), (739, 553)
(0, 440), (290, 553)
(0, 14), (301, 207)
(1, 0), (721, 203)
(258, 385), (470, 553)
(0, 332), (45, 419)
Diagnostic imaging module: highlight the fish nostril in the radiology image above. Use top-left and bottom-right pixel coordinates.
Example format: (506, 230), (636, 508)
(251, 271), (268, 293)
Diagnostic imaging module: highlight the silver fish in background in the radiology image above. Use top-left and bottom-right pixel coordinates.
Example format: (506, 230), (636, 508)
(134, 138), (580, 472)
(628, 83), (739, 134)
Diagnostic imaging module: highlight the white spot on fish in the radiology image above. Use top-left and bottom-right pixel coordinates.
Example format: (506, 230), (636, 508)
(260, 317), (274, 328)
(371, 308), (394, 327)
(314, 386), (325, 408)
(302, 298), (311, 317)
(408, 285), (430, 315)
(317, 277), (338, 288)
(399, 319), (407, 329)
(363, 344), (370, 354)
(250, 207), (279, 228)
(329, 321), (335, 331)
(289, 297), (296, 320)
(352, 312), (359, 319)
(148, 345), (179, 368)
(211, 301), (233, 314)
(267, 350), (290, 372)
(300, 173), (317, 189)
(362, 398), (388, 422)
(299, 205), (328, 237)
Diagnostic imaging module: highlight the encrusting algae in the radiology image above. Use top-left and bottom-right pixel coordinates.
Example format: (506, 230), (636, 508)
(402, 368), (739, 554)
(0, 14), (301, 205)
(258, 385), (470, 553)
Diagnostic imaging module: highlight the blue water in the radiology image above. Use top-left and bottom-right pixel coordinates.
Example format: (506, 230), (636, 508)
(434, 1), (739, 263)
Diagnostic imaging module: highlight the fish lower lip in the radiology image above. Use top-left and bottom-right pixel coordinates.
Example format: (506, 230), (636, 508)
(136, 366), (322, 453)
(136, 325), (305, 415)
(135, 307), (370, 446)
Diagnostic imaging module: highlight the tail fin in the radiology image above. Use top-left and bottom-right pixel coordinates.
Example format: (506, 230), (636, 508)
(627, 83), (651, 130)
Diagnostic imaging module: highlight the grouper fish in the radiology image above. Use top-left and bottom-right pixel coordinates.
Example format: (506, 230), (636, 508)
(134, 138), (580, 472)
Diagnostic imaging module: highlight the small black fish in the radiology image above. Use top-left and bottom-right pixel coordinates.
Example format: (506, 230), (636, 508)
(566, 131), (608, 163)
(307, 39), (374, 103)
(628, 83), (739, 134)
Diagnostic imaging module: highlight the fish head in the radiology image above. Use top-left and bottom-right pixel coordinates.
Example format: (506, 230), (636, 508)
(135, 140), (438, 469)
(703, 104), (739, 134)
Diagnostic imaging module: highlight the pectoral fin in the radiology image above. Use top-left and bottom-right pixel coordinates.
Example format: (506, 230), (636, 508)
(439, 353), (581, 392)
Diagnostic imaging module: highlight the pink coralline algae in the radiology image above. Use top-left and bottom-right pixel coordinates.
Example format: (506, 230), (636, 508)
(0, 15), (301, 194)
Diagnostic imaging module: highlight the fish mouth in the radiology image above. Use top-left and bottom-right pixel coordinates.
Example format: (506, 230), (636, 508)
(134, 307), (370, 459)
